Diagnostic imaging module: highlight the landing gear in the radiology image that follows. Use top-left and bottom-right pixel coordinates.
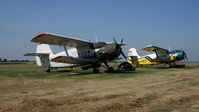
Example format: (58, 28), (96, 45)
(103, 61), (115, 73)
(93, 67), (99, 73)
(118, 62), (135, 71)
(92, 63), (101, 73)
(47, 67), (51, 72)
(107, 67), (114, 72)
(169, 62), (185, 68)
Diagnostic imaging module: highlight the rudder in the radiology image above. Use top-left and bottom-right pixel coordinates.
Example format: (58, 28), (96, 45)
(36, 44), (53, 67)
(128, 48), (141, 58)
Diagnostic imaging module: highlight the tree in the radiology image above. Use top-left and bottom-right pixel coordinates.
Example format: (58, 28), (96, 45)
(3, 58), (7, 62)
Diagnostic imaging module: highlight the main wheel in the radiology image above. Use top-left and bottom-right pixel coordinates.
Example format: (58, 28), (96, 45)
(46, 67), (51, 72)
(118, 62), (135, 71)
(107, 67), (114, 72)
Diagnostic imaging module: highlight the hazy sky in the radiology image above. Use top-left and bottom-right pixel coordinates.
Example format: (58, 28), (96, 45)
(0, 0), (199, 61)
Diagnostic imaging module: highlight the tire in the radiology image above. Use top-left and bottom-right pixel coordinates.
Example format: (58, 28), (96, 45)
(118, 62), (135, 71)
(107, 67), (114, 72)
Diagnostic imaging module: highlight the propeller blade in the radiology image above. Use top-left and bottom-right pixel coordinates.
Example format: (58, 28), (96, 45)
(116, 48), (126, 60)
(120, 50), (127, 60)
(184, 52), (188, 61)
(182, 51), (188, 61)
(120, 38), (123, 45)
(113, 37), (117, 44)
(116, 48), (121, 57)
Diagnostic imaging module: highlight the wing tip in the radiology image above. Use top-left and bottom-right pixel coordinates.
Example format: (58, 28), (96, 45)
(24, 53), (35, 56)
(24, 53), (29, 56)
(31, 33), (48, 42)
(35, 33), (47, 38)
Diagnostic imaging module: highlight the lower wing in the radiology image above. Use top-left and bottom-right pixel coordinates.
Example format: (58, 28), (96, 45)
(51, 56), (94, 65)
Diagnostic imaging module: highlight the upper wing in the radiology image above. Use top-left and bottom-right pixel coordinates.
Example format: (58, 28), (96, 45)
(24, 53), (49, 56)
(141, 45), (169, 60)
(51, 56), (94, 65)
(141, 45), (168, 53)
(31, 33), (94, 48)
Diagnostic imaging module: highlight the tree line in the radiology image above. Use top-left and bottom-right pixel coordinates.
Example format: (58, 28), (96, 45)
(0, 58), (29, 62)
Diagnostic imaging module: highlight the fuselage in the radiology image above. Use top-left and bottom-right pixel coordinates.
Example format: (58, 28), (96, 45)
(128, 50), (186, 65)
(168, 50), (186, 61)
(46, 43), (120, 68)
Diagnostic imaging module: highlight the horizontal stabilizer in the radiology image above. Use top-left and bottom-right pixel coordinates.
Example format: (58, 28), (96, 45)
(24, 53), (49, 57)
(51, 56), (93, 64)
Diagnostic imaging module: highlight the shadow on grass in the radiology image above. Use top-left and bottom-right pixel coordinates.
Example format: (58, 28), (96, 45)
(155, 66), (171, 69)
(155, 64), (198, 69)
(104, 69), (136, 73)
(52, 69), (136, 76)
(147, 64), (188, 69)
(53, 72), (94, 76)
(54, 70), (73, 73)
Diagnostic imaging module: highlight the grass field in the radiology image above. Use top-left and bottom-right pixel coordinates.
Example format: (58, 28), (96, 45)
(0, 62), (199, 112)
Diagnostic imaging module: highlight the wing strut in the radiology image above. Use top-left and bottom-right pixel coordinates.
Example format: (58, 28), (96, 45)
(154, 50), (159, 58)
(63, 46), (69, 56)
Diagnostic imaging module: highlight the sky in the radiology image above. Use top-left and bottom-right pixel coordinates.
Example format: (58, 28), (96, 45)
(0, 0), (199, 61)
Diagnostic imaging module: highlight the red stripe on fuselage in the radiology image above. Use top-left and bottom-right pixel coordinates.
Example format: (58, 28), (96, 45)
(53, 56), (63, 60)
(128, 51), (133, 53)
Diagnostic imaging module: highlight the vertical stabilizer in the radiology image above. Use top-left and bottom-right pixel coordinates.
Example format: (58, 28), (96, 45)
(128, 48), (141, 58)
(36, 44), (53, 67)
(36, 44), (53, 54)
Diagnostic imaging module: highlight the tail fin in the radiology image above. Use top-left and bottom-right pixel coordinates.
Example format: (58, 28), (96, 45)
(36, 44), (53, 67)
(128, 48), (141, 58)
(36, 44), (53, 54)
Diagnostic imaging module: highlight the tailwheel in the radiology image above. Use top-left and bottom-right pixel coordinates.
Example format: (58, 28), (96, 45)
(118, 62), (135, 71)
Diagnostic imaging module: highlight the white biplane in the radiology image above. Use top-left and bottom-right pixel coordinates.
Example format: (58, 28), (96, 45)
(25, 33), (130, 73)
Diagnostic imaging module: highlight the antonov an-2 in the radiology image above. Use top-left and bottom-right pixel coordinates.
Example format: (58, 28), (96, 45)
(25, 33), (131, 73)
(127, 45), (188, 67)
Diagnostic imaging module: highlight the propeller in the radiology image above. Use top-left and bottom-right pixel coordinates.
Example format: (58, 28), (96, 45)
(113, 37), (126, 60)
(183, 51), (188, 61)
(181, 48), (188, 61)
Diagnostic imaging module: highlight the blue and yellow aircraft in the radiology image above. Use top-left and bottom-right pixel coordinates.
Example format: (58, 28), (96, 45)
(127, 45), (188, 67)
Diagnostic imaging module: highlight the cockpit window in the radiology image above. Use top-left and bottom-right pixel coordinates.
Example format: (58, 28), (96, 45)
(169, 50), (176, 54)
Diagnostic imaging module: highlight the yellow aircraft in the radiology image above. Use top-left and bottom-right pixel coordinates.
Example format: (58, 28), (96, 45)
(127, 45), (188, 67)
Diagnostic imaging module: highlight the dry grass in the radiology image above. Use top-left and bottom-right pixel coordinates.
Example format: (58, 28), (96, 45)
(0, 62), (199, 112)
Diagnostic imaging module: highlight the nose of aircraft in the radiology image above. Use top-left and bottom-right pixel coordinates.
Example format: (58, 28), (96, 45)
(175, 50), (187, 61)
